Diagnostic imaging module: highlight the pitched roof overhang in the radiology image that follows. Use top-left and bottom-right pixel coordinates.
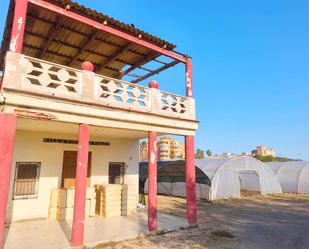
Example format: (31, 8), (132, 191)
(0, 0), (189, 83)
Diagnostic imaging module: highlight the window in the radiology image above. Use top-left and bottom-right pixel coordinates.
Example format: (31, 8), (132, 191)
(13, 162), (41, 199)
(108, 162), (125, 184)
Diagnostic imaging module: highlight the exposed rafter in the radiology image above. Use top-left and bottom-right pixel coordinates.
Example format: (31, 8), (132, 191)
(131, 60), (179, 84)
(138, 66), (154, 73)
(67, 29), (100, 67)
(27, 14), (153, 58)
(39, 16), (63, 58)
(25, 30), (136, 66)
(24, 44), (120, 74)
(97, 43), (131, 72)
(127, 73), (142, 79)
(28, 0), (186, 62)
(118, 51), (160, 79)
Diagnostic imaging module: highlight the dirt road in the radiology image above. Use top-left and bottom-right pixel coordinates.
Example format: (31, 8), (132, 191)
(91, 194), (309, 249)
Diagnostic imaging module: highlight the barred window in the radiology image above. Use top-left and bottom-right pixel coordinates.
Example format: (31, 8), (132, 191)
(13, 162), (41, 199)
(108, 162), (125, 184)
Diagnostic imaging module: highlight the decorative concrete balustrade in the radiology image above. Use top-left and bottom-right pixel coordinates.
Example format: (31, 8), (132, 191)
(1, 52), (195, 120)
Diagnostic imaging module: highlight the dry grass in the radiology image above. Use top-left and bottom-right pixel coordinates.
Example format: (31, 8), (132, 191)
(269, 193), (309, 200)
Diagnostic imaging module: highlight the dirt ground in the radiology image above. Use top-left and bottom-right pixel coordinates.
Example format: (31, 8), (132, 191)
(90, 194), (309, 249)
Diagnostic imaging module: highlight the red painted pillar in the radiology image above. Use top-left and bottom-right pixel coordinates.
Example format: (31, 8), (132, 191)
(0, 113), (17, 249)
(185, 59), (193, 97)
(9, 0), (28, 53)
(148, 131), (157, 232)
(185, 135), (197, 225)
(71, 124), (90, 247)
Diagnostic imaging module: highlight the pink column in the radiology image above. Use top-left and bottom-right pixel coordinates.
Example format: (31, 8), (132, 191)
(148, 131), (157, 231)
(0, 114), (17, 249)
(185, 59), (193, 97)
(9, 0), (28, 53)
(185, 135), (197, 225)
(71, 124), (90, 247)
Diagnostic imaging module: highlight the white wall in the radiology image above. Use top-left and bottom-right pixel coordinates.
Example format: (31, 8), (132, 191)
(6, 130), (139, 222)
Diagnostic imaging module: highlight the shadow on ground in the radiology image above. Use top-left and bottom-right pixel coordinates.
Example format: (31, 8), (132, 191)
(89, 194), (309, 249)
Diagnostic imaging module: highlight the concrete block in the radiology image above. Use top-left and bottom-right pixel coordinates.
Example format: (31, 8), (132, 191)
(90, 199), (96, 217)
(57, 189), (68, 208)
(66, 188), (75, 208)
(48, 207), (58, 219)
(57, 207), (73, 221)
(49, 189), (59, 208)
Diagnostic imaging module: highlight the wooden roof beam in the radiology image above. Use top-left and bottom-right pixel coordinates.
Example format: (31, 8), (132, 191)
(138, 66), (155, 73)
(97, 43), (131, 71)
(126, 73), (143, 79)
(28, 0), (187, 63)
(153, 58), (169, 65)
(67, 29), (100, 66)
(24, 32), (135, 66)
(39, 16), (63, 58)
(118, 51), (160, 79)
(27, 14), (150, 58)
(25, 44), (120, 73)
(131, 60), (179, 84)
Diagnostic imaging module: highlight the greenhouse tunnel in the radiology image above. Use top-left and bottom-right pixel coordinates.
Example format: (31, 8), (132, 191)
(139, 160), (211, 199)
(266, 161), (309, 194)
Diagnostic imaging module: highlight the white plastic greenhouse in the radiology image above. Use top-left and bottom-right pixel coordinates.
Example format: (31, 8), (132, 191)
(195, 156), (282, 200)
(142, 156), (282, 201)
(266, 161), (309, 194)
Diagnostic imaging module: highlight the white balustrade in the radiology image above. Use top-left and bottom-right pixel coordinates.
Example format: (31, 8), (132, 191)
(4, 53), (194, 119)
(95, 74), (150, 111)
(160, 92), (189, 117)
(23, 56), (82, 97)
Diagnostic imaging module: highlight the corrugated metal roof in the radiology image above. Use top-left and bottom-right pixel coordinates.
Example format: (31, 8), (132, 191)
(45, 0), (176, 50)
(0, 0), (180, 80)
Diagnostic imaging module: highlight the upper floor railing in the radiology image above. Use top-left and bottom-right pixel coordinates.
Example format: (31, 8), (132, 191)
(1, 52), (195, 120)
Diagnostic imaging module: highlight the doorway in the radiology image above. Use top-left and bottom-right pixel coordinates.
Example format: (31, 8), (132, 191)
(239, 170), (261, 197)
(61, 151), (92, 188)
(108, 162), (125, 184)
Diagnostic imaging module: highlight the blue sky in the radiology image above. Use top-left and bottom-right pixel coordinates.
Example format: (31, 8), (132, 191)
(1, 0), (308, 160)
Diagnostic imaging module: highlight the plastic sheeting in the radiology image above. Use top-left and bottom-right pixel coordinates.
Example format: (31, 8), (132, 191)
(140, 160), (211, 199)
(146, 182), (210, 199)
(195, 156), (282, 200)
(143, 156), (282, 201)
(266, 161), (309, 194)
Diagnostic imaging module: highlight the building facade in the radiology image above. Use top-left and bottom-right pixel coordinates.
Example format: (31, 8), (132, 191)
(252, 146), (276, 157)
(140, 137), (185, 161)
(157, 137), (185, 160)
(0, 0), (198, 248)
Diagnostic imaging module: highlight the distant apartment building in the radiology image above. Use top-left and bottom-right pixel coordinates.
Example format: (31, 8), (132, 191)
(157, 136), (185, 160)
(139, 137), (184, 161)
(211, 152), (251, 158)
(212, 153), (237, 159)
(252, 145), (276, 157)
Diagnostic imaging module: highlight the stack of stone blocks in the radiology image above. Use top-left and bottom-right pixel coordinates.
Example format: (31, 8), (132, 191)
(48, 187), (96, 220)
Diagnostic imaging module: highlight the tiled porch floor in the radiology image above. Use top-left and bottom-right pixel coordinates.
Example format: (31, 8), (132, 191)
(4, 209), (188, 249)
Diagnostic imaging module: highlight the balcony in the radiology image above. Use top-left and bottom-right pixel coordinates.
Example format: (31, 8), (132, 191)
(1, 52), (195, 121)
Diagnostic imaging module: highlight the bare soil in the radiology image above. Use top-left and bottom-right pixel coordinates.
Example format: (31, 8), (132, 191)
(89, 194), (309, 249)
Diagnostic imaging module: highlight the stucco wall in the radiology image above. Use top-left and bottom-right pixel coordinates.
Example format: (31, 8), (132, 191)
(6, 130), (139, 222)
